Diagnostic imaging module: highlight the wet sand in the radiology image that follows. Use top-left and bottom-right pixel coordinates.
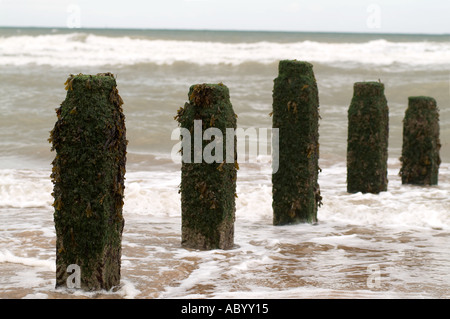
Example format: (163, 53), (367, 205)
(1, 162), (449, 299)
(1, 209), (448, 299)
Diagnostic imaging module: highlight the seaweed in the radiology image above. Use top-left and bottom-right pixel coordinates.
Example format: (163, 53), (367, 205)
(272, 60), (321, 225)
(347, 81), (389, 194)
(50, 73), (127, 290)
(175, 83), (237, 250)
(399, 96), (440, 185)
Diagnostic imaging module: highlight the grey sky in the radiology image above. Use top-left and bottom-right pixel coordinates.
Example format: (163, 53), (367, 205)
(0, 0), (449, 34)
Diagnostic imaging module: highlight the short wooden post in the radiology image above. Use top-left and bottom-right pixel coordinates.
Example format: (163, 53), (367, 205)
(399, 96), (441, 185)
(175, 83), (237, 250)
(347, 81), (389, 194)
(272, 60), (321, 225)
(50, 73), (127, 290)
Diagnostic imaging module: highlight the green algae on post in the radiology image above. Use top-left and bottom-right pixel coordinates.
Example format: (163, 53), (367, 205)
(49, 73), (127, 291)
(272, 60), (321, 226)
(399, 96), (441, 185)
(175, 83), (237, 250)
(347, 81), (389, 194)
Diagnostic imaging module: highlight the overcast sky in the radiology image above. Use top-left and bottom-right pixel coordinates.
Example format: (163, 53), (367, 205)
(0, 0), (449, 34)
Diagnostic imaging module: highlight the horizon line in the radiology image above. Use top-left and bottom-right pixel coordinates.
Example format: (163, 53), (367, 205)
(0, 25), (449, 37)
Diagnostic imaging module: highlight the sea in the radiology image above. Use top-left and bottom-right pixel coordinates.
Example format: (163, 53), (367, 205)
(0, 27), (449, 299)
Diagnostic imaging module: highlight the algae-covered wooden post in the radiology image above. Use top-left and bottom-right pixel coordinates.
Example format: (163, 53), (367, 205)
(399, 96), (441, 185)
(50, 73), (127, 290)
(347, 81), (389, 194)
(272, 60), (321, 225)
(175, 83), (237, 250)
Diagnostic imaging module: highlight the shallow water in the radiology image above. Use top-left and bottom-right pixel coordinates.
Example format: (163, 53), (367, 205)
(0, 160), (449, 299)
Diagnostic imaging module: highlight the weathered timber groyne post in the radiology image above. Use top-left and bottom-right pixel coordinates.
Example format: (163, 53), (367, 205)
(272, 60), (321, 225)
(399, 96), (441, 185)
(50, 73), (127, 290)
(347, 81), (389, 194)
(175, 83), (237, 250)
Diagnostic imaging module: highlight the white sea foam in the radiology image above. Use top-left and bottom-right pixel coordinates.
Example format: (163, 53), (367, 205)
(0, 169), (53, 208)
(317, 163), (450, 230)
(1, 161), (448, 229)
(0, 249), (55, 271)
(117, 279), (141, 299)
(0, 33), (449, 69)
(1, 161), (448, 298)
(23, 292), (49, 299)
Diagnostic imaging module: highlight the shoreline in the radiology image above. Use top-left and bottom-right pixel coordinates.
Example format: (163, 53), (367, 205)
(1, 160), (449, 299)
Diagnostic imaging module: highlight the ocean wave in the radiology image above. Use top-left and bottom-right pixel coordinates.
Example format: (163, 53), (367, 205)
(0, 33), (449, 68)
(0, 249), (55, 271)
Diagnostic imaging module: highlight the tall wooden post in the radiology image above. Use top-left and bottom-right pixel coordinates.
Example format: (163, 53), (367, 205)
(50, 73), (127, 290)
(399, 96), (441, 185)
(347, 81), (389, 194)
(272, 60), (321, 225)
(175, 83), (237, 250)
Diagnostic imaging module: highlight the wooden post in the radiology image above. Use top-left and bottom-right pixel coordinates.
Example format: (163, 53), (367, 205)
(399, 96), (441, 185)
(50, 73), (127, 290)
(272, 60), (321, 225)
(347, 81), (389, 194)
(175, 83), (237, 250)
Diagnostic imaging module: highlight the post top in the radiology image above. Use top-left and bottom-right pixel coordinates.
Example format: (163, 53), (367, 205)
(407, 96), (437, 113)
(188, 83), (230, 107)
(64, 73), (117, 91)
(189, 82), (228, 91)
(278, 60), (314, 76)
(353, 81), (385, 96)
(408, 96), (436, 104)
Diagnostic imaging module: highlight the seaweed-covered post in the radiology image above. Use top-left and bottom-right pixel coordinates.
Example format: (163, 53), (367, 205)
(399, 96), (441, 185)
(175, 83), (237, 250)
(272, 60), (321, 225)
(49, 73), (127, 291)
(347, 81), (389, 194)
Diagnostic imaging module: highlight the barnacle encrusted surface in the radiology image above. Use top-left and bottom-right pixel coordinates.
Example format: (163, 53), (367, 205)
(272, 60), (321, 225)
(347, 81), (389, 194)
(50, 73), (127, 290)
(176, 83), (237, 250)
(399, 96), (440, 185)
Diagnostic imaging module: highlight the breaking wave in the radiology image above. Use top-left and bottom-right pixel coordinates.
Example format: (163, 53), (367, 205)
(1, 33), (449, 69)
